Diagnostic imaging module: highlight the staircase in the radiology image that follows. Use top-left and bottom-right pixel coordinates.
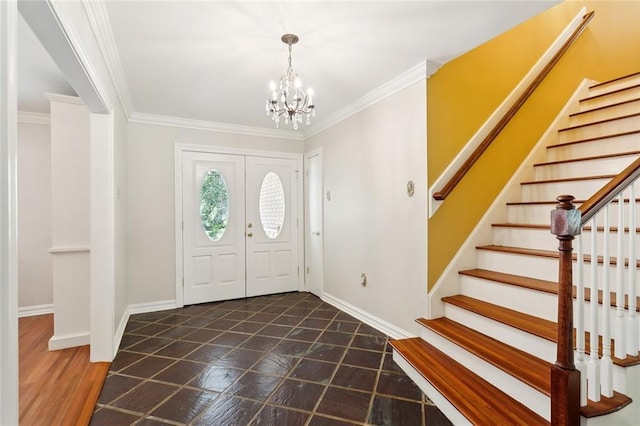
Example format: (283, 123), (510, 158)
(392, 72), (640, 425)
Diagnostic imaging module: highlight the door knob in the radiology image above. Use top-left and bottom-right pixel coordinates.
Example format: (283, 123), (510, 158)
(312, 232), (320, 236)
(247, 232), (253, 237)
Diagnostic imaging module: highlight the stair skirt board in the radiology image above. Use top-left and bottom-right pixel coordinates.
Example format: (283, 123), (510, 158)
(391, 350), (472, 426)
(419, 327), (550, 419)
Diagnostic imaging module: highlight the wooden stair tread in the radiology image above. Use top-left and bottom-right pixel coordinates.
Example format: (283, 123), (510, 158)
(506, 198), (638, 206)
(589, 71), (640, 90)
(476, 244), (640, 267)
(442, 294), (557, 342)
(389, 337), (549, 425)
(571, 98), (640, 118)
(416, 317), (552, 395)
(558, 112), (640, 132)
(581, 83), (640, 102)
(460, 268), (640, 309)
(533, 149), (640, 167)
(546, 129), (640, 149)
(444, 292), (640, 367)
(520, 174), (614, 185)
(491, 222), (640, 233)
(460, 268), (557, 294)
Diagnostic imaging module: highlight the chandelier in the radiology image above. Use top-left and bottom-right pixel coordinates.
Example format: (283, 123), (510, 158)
(266, 34), (315, 129)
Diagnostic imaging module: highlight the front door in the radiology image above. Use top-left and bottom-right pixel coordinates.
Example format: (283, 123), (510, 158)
(245, 156), (299, 297)
(182, 151), (299, 304)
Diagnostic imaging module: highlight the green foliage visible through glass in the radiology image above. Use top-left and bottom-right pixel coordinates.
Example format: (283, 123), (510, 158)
(200, 170), (229, 241)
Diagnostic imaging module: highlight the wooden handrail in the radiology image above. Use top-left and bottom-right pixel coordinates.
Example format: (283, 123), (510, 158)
(552, 142), (640, 424)
(579, 156), (640, 223)
(433, 11), (595, 201)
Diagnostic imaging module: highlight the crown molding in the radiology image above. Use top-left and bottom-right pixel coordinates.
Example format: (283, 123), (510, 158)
(426, 59), (443, 77)
(82, 0), (134, 117)
(129, 112), (305, 141)
(304, 60), (427, 139)
(17, 111), (51, 125)
(45, 92), (84, 105)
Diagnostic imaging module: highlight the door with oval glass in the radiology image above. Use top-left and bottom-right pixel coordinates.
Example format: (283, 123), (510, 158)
(182, 151), (299, 305)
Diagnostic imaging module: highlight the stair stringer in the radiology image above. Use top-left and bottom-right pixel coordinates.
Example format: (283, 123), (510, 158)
(391, 352), (473, 426)
(427, 78), (595, 319)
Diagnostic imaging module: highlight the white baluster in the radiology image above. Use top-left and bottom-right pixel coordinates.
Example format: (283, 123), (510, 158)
(575, 232), (587, 406)
(628, 183), (639, 355)
(588, 216), (600, 401)
(615, 193), (626, 359)
(601, 205), (613, 397)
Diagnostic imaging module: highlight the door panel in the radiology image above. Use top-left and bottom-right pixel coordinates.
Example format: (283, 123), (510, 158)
(183, 152), (245, 304)
(245, 156), (299, 297)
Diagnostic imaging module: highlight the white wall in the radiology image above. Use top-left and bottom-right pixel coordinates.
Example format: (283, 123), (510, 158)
(127, 122), (303, 306)
(17, 120), (52, 310)
(305, 80), (428, 336)
(114, 109), (128, 336)
(49, 95), (91, 350)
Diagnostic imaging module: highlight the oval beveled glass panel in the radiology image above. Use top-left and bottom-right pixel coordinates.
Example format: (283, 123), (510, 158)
(259, 172), (285, 239)
(200, 169), (229, 241)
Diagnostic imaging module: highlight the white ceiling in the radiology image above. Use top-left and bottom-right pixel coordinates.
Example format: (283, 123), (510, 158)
(18, 0), (561, 135)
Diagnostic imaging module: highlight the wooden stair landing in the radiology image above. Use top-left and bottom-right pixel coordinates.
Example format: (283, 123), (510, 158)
(389, 337), (549, 426)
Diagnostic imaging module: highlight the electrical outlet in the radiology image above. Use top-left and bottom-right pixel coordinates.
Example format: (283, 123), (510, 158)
(360, 273), (367, 287)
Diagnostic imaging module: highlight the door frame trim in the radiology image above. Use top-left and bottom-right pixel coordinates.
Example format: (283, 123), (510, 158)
(174, 143), (304, 307)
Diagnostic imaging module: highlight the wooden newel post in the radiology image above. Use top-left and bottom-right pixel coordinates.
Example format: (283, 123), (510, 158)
(550, 194), (581, 425)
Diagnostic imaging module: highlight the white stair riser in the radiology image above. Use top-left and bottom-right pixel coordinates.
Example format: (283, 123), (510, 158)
(585, 77), (640, 99)
(443, 303), (556, 362)
(476, 249), (639, 292)
(507, 202), (639, 225)
(570, 99), (640, 126)
(546, 133), (640, 162)
(558, 115), (640, 144)
(420, 327), (550, 420)
(460, 276), (557, 321)
(534, 155), (637, 181)
(461, 275), (640, 342)
(521, 178), (611, 201)
(492, 226), (640, 259)
(580, 89), (640, 111)
(392, 352), (471, 426)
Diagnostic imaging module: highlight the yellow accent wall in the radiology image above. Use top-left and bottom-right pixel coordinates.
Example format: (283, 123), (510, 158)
(427, 0), (640, 289)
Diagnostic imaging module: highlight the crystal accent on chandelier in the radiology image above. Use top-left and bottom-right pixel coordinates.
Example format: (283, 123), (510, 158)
(266, 34), (315, 130)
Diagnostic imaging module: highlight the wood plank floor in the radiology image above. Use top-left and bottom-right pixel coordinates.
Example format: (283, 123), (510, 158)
(19, 314), (110, 426)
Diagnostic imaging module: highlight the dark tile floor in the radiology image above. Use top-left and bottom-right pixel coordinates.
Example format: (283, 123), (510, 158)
(91, 292), (452, 425)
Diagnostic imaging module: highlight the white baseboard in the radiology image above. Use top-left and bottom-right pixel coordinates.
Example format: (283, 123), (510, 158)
(320, 292), (413, 339)
(128, 299), (177, 315)
(48, 332), (90, 351)
(113, 308), (130, 358)
(18, 303), (54, 318)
